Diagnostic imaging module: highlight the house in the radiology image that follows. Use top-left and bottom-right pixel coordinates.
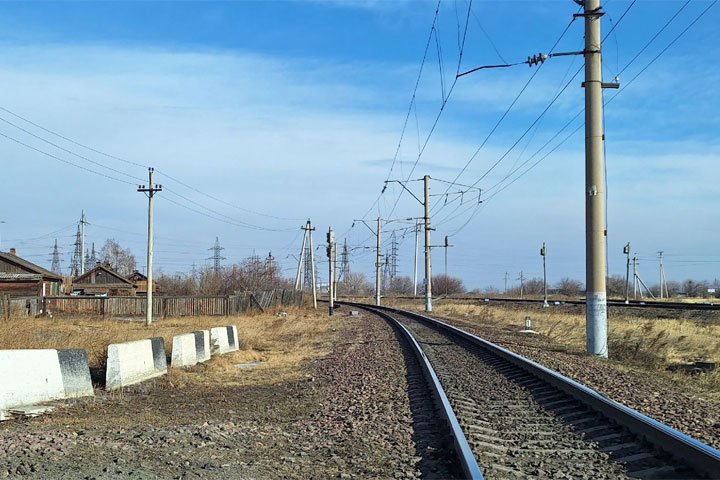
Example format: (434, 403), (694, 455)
(127, 270), (159, 296)
(0, 248), (63, 297)
(72, 262), (137, 296)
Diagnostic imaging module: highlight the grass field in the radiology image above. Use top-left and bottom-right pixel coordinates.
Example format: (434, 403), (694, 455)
(0, 307), (334, 388)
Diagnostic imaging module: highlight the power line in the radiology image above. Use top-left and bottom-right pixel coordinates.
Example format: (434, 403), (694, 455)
(358, 0), (473, 226)
(438, 1), (709, 235)
(0, 129), (137, 185)
(0, 113), (145, 182)
(0, 104), (300, 227)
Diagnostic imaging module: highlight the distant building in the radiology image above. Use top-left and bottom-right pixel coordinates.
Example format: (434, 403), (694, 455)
(127, 270), (159, 296)
(0, 248), (63, 297)
(71, 262), (137, 296)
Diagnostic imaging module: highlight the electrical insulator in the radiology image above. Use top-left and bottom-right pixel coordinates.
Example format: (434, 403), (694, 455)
(527, 53), (548, 67)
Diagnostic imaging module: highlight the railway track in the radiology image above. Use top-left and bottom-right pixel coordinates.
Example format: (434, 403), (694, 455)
(344, 302), (720, 479)
(399, 295), (720, 312)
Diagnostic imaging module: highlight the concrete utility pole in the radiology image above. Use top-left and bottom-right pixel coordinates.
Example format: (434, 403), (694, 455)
(658, 251), (668, 299)
(519, 271), (525, 299)
(443, 236), (454, 294)
(541, 242), (549, 307)
(294, 225), (308, 291)
(376, 217), (382, 306)
(327, 227), (335, 315)
(504, 272), (509, 295)
(424, 175), (433, 312)
(624, 243), (631, 303)
(308, 223), (317, 309)
(137, 167), (162, 326)
(633, 255), (638, 299)
(583, 0), (609, 358)
(413, 221), (420, 297)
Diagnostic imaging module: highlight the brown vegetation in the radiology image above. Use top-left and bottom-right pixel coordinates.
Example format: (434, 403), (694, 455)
(0, 306), (331, 385)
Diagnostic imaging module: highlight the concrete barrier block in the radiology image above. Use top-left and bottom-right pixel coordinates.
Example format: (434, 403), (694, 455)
(0, 349), (93, 411)
(171, 333), (197, 368)
(56, 349), (94, 398)
(106, 338), (167, 390)
(210, 325), (239, 355)
(194, 330), (211, 363)
(172, 331), (212, 368)
(227, 325), (239, 351)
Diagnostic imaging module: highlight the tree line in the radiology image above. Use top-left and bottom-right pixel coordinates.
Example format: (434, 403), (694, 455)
(94, 239), (720, 299)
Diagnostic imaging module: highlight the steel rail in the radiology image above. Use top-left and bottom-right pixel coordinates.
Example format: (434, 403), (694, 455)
(354, 302), (720, 479)
(389, 295), (720, 311)
(352, 304), (483, 480)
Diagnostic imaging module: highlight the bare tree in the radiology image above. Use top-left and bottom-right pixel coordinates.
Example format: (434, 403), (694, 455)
(340, 272), (373, 296)
(386, 276), (414, 295)
(683, 279), (710, 298)
(156, 272), (198, 295)
(100, 239), (137, 276)
(555, 277), (584, 297)
(433, 274), (465, 295)
(523, 278), (544, 296)
(606, 275), (626, 297)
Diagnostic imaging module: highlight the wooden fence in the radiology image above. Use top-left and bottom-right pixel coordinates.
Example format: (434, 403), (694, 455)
(3, 289), (304, 319)
(0, 295), (40, 320)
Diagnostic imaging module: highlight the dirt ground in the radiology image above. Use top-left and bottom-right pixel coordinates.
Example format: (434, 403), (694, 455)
(0, 306), (444, 479)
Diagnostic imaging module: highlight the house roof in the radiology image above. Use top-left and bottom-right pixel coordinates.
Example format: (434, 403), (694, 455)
(0, 252), (62, 281)
(73, 263), (134, 286)
(0, 273), (43, 281)
(127, 270), (147, 282)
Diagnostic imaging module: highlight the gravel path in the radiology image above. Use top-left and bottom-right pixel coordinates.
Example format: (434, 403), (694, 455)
(0, 309), (452, 479)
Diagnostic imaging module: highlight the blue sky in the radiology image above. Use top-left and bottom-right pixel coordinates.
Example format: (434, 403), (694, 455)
(0, 0), (718, 291)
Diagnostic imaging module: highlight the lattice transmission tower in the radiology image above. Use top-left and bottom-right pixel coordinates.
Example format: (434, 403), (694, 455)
(208, 237), (226, 273)
(50, 239), (62, 275)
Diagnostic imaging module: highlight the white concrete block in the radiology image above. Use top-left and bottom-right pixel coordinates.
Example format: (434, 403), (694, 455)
(171, 333), (198, 368)
(227, 325), (239, 352)
(194, 330), (211, 363)
(0, 350), (64, 410)
(0, 349), (93, 410)
(210, 325), (239, 355)
(106, 338), (167, 390)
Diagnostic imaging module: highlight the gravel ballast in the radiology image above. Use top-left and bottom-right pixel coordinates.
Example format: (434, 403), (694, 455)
(0, 309), (451, 479)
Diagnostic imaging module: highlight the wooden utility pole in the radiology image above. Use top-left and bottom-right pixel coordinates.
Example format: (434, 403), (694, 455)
(583, 0), (609, 357)
(137, 167), (162, 326)
(423, 175), (432, 312)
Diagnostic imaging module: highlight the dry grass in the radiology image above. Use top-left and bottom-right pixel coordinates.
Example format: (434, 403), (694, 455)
(389, 298), (720, 395)
(0, 306), (334, 388)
